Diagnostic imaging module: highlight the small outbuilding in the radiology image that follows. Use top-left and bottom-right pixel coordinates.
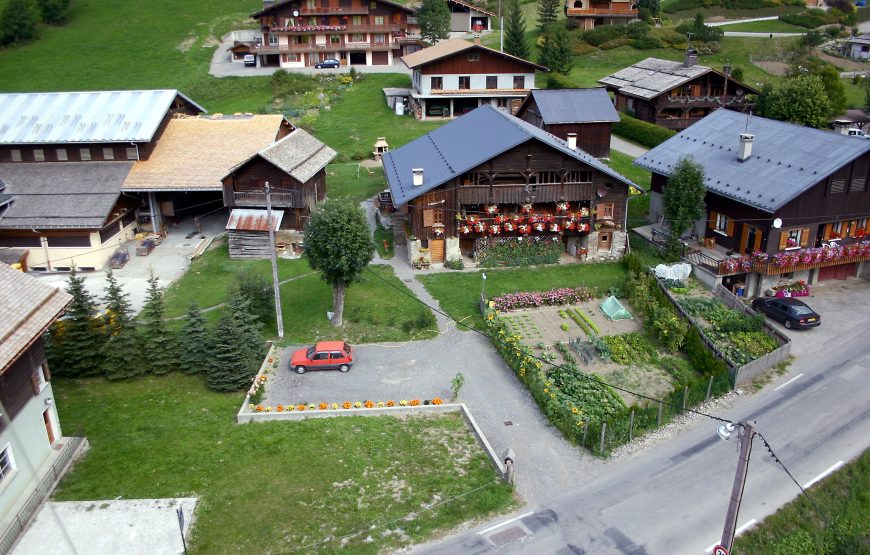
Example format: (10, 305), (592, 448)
(226, 208), (283, 259)
(447, 0), (495, 32)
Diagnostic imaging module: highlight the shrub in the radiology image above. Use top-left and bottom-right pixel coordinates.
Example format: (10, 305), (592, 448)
(474, 236), (563, 267)
(781, 9), (837, 29)
(600, 37), (632, 50)
(660, 356), (695, 386)
(444, 257), (465, 270)
(580, 24), (627, 47)
(547, 72), (580, 89)
(572, 40), (598, 55)
(650, 303), (688, 353)
(612, 112), (677, 148)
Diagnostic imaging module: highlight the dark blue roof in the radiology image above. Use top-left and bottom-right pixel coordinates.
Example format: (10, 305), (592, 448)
(383, 104), (637, 206)
(524, 88), (619, 124)
(635, 109), (870, 213)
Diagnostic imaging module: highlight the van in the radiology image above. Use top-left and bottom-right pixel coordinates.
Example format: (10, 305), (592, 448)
(847, 128), (869, 139)
(243, 54), (256, 68)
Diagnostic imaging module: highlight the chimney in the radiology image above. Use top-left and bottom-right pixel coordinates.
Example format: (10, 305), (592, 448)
(684, 47), (698, 68)
(412, 168), (424, 187)
(566, 133), (577, 151)
(473, 33), (480, 45)
(738, 133), (754, 162)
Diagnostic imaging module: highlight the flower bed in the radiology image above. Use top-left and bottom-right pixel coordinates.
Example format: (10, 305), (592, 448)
(473, 236), (564, 267)
(249, 397), (444, 413)
(492, 286), (593, 312)
(773, 280), (809, 298)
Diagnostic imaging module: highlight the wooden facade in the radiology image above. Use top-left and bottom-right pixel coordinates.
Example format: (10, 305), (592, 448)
(417, 49), (535, 76)
(516, 97), (613, 158)
(0, 341), (49, 435)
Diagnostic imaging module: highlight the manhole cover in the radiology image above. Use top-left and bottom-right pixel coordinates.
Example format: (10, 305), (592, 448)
(489, 525), (527, 547)
(403, 279), (413, 283)
(504, 421), (513, 426)
(182, 243), (191, 247)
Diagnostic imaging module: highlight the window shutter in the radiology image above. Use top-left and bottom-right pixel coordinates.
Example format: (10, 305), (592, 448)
(800, 228), (810, 247)
(778, 231), (789, 250)
(31, 373), (40, 394)
(726, 218), (735, 237)
(708, 211), (717, 230)
(42, 363), (51, 382)
(823, 224), (832, 240)
(422, 209), (434, 227)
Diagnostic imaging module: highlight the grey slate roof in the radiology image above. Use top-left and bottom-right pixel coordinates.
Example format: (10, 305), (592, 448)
(0, 90), (205, 145)
(634, 109), (870, 213)
(521, 88), (619, 124)
(382, 104), (638, 206)
(598, 58), (711, 100)
(0, 162), (133, 228)
(259, 129), (337, 183)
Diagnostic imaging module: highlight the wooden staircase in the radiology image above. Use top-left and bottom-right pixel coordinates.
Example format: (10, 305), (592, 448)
(392, 216), (408, 246)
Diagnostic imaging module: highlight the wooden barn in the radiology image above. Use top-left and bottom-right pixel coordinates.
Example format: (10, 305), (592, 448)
(226, 209), (283, 259)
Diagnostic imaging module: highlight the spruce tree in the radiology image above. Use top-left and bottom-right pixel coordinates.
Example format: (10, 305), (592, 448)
(178, 303), (211, 375)
(140, 272), (176, 375)
(538, 26), (574, 74)
(504, 0), (531, 60)
(101, 269), (143, 380)
(537, 0), (559, 32)
(207, 293), (264, 391)
(47, 271), (103, 377)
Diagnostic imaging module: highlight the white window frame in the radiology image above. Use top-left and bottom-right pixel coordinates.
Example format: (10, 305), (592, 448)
(56, 148), (68, 161)
(34, 149), (45, 162)
(0, 444), (16, 486)
(786, 228), (803, 249)
(10, 149), (21, 162)
(714, 213), (729, 235)
(125, 147), (138, 160)
(80, 148), (92, 161)
(268, 34), (278, 46)
(102, 147), (114, 160)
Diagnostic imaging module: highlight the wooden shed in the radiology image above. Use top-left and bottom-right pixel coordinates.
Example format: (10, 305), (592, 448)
(226, 209), (283, 259)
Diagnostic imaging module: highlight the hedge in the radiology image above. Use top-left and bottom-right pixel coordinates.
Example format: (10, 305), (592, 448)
(612, 112), (677, 149)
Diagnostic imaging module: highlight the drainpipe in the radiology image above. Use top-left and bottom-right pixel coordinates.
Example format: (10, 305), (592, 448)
(41, 235), (51, 272)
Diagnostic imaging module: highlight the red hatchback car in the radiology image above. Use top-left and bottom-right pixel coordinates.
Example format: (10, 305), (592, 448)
(290, 341), (354, 374)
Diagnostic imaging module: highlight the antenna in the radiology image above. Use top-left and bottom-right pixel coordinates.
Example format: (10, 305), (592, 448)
(745, 110), (752, 134)
(686, 32), (693, 49)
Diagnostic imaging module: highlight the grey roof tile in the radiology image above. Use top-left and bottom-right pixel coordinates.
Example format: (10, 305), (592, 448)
(524, 88), (619, 123)
(598, 58), (712, 100)
(259, 129), (337, 183)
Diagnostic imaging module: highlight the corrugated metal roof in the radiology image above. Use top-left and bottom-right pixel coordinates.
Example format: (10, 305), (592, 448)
(0, 90), (205, 145)
(401, 39), (546, 71)
(521, 88), (619, 124)
(0, 262), (72, 373)
(225, 209), (283, 231)
(382, 104), (637, 206)
(0, 162), (132, 228)
(634, 109), (870, 213)
(598, 58), (711, 100)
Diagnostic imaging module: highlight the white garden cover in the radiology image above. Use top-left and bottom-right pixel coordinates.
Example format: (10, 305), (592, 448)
(654, 263), (692, 281)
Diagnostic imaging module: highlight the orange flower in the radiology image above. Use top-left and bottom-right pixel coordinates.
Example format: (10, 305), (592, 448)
(319, 402), (328, 410)
(297, 404), (306, 411)
(255, 405), (264, 412)
(276, 404), (284, 412)
(432, 397), (443, 405)
(386, 400), (395, 407)
(364, 400), (374, 408)
(342, 401), (352, 409)
(409, 399), (420, 406)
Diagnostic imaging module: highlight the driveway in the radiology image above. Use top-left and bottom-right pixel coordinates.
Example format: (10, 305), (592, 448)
(756, 277), (870, 358)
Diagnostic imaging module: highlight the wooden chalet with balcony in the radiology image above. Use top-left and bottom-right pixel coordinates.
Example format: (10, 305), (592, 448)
(598, 53), (759, 131)
(402, 39), (547, 120)
(446, 0), (494, 32)
(635, 109), (870, 297)
(565, 0), (638, 30)
(248, 0), (420, 68)
(382, 105), (639, 265)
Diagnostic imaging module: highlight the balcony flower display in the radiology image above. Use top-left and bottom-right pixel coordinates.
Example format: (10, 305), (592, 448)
(493, 214), (505, 225)
(579, 207), (590, 217)
(521, 203), (533, 214)
(466, 214), (479, 224)
(564, 218), (577, 230)
(721, 258), (739, 273)
(752, 250), (768, 265)
(739, 256), (754, 270)
(555, 201), (569, 212)
(517, 224), (531, 235)
(773, 280), (809, 298)
(503, 221), (515, 232)
(509, 213), (522, 223)
(533, 222), (545, 232)
(549, 222), (561, 233)
(486, 204), (499, 215)
(577, 222), (590, 232)
(432, 225), (444, 236)
(460, 225), (471, 235)
(489, 224), (501, 235)
(473, 220), (487, 233)
(786, 237), (797, 248)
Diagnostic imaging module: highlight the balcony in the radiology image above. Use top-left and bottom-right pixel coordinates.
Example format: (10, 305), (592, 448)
(566, 6), (638, 16)
(296, 6), (369, 15)
(233, 192), (301, 208)
(658, 95), (753, 109)
(654, 117), (705, 130)
(268, 23), (403, 33)
(254, 41), (392, 53)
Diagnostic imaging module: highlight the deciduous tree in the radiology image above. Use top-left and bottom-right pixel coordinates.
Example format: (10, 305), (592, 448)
(760, 74), (831, 129)
(417, 0), (450, 45)
(663, 157), (706, 260)
(304, 199), (374, 327)
(504, 0), (530, 60)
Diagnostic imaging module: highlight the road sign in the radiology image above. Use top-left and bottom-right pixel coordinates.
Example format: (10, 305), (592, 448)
(712, 546), (728, 555)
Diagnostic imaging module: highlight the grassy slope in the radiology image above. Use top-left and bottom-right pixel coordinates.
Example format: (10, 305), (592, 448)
(606, 152), (652, 226)
(662, 5), (805, 21)
(721, 19), (806, 33)
(53, 374), (514, 554)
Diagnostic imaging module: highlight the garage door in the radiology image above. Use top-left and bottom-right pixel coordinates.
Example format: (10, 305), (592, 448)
(372, 51), (389, 65)
(818, 263), (856, 281)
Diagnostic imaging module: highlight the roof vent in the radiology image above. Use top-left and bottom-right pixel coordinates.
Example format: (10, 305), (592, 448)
(684, 47), (698, 68)
(738, 133), (754, 162)
(412, 168), (424, 187)
(566, 133), (577, 151)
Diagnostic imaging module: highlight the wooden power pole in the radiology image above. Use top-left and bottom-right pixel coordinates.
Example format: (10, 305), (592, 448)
(264, 182), (284, 339)
(720, 422), (755, 551)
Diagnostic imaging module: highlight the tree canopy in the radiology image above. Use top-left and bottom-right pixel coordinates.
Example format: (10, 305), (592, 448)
(759, 74), (832, 129)
(538, 25), (573, 75)
(304, 199), (374, 326)
(663, 157), (707, 260)
(504, 0), (530, 60)
(417, 0), (450, 44)
(537, 0), (559, 32)
(47, 271), (103, 377)
(140, 272), (176, 375)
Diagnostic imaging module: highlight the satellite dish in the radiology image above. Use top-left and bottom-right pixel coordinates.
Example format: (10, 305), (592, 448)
(596, 185), (609, 197)
(772, 218), (782, 229)
(292, 9), (300, 17)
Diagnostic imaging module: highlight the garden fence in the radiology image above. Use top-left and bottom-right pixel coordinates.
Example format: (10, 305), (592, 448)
(0, 435), (87, 555)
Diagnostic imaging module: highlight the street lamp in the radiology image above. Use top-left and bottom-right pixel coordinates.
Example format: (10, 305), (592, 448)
(481, 272), (487, 300)
(716, 421), (756, 552)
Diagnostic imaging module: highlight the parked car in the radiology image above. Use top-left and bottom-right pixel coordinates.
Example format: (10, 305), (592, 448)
(290, 341), (354, 374)
(427, 105), (449, 117)
(751, 297), (821, 330)
(314, 58), (340, 69)
(243, 54), (256, 67)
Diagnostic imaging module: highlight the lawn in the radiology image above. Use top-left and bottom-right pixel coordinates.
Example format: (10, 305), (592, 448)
(720, 19), (806, 33)
(326, 162), (389, 203)
(418, 262), (629, 331)
(606, 151), (652, 227)
(162, 239), (437, 344)
(662, 4), (805, 21)
(733, 448), (870, 554)
(52, 374), (515, 554)
(842, 77), (868, 110)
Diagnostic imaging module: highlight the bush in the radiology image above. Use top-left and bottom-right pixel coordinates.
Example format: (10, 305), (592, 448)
(660, 356), (695, 386)
(600, 37), (632, 50)
(612, 112), (677, 148)
(0, 0), (38, 46)
(580, 25), (628, 47)
(572, 40), (598, 55)
(781, 9), (837, 28)
(650, 303), (688, 353)
(444, 257), (465, 270)
(547, 72), (579, 89)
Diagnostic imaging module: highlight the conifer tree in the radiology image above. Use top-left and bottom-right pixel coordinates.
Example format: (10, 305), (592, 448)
(140, 271), (176, 374)
(178, 303), (210, 375)
(538, 25), (574, 74)
(47, 271), (103, 377)
(504, 0), (531, 60)
(101, 269), (143, 380)
(207, 293), (264, 391)
(537, 0), (559, 32)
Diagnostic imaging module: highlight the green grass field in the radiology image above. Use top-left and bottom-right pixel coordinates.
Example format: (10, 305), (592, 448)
(733, 449), (870, 554)
(662, 4), (805, 22)
(721, 19), (806, 33)
(53, 374), (515, 554)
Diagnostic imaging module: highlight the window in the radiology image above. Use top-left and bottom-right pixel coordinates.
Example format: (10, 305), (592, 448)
(430, 76), (443, 90)
(486, 75), (497, 89)
(46, 235), (92, 248)
(458, 76), (470, 90)
(565, 170), (592, 183)
(468, 50), (480, 61)
(125, 147), (138, 160)
(330, 34), (341, 44)
(34, 149), (45, 162)
(80, 148), (91, 161)
(831, 221), (843, 238)
(268, 33), (278, 46)
(0, 445), (14, 485)
(0, 236), (41, 248)
(350, 33), (365, 42)
(374, 15), (384, 25)
(598, 203), (615, 219)
(56, 148), (68, 161)
(829, 166), (848, 194)
(778, 228), (809, 249)
(513, 75), (525, 89)
(373, 33), (385, 44)
(10, 149), (21, 162)
(715, 213), (729, 233)
(351, 15), (363, 25)
(330, 352), (344, 359)
(850, 157), (868, 192)
(312, 352), (329, 360)
(34, 364), (48, 392)
(102, 147), (114, 160)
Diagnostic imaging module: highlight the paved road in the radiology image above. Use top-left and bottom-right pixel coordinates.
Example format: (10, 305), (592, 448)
(413, 280), (870, 553)
(610, 136), (648, 158)
(724, 31), (804, 37)
(708, 16), (780, 27)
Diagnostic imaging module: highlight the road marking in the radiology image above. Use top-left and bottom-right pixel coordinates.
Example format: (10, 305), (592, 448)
(774, 373), (804, 391)
(804, 461), (844, 489)
(704, 519), (757, 552)
(477, 511), (535, 535)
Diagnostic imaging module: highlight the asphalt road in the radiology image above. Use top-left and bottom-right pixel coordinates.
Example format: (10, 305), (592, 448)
(414, 285), (870, 554)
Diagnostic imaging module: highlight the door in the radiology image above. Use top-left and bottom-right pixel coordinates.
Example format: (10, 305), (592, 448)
(740, 224), (762, 254)
(43, 409), (55, 445)
(429, 239), (445, 262)
(598, 231), (612, 252)
(371, 51), (389, 65)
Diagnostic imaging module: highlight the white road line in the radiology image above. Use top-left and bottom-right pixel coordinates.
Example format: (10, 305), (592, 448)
(774, 373), (804, 391)
(804, 461), (845, 489)
(477, 511), (535, 535)
(705, 519), (757, 552)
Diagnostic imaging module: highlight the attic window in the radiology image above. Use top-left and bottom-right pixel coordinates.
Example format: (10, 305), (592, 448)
(468, 50), (479, 61)
(10, 149), (21, 162)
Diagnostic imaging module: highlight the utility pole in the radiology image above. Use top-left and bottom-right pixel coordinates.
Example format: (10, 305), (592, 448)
(499, 0), (503, 52)
(264, 182), (284, 339)
(720, 422), (755, 552)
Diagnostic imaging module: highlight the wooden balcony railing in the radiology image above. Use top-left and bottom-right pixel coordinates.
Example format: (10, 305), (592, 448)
(654, 117), (705, 130)
(296, 6), (369, 15)
(566, 7), (638, 16)
(233, 192), (301, 208)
